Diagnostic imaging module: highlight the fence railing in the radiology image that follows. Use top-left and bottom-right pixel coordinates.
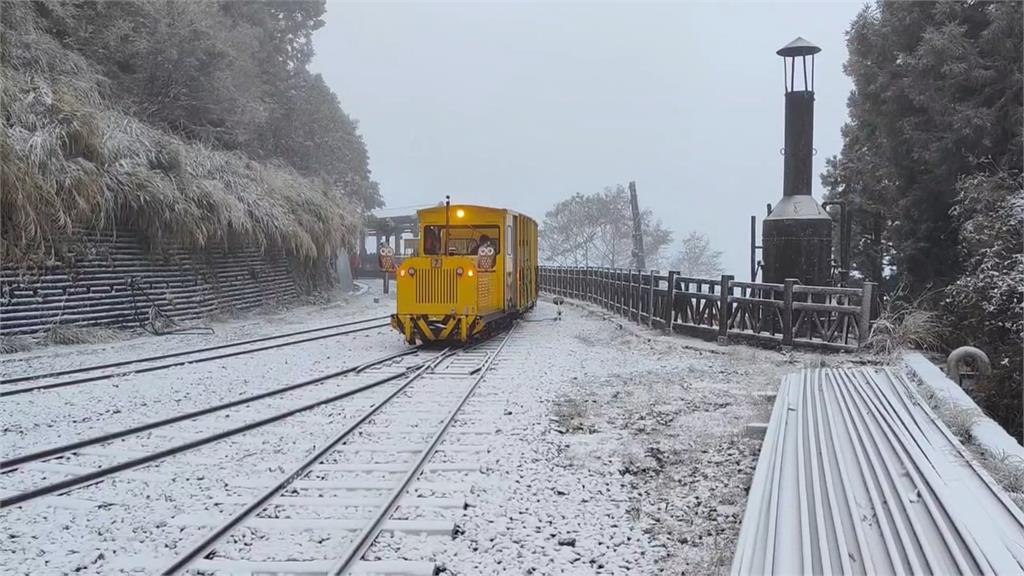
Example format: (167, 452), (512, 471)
(538, 266), (875, 351)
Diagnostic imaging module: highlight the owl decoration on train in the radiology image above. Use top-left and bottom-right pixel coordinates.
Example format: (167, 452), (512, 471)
(476, 240), (496, 271)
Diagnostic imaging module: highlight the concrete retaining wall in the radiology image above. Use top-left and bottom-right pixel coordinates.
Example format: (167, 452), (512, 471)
(1, 231), (298, 335)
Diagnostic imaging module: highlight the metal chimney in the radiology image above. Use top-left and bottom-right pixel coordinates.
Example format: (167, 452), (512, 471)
(762, 37), (833, 286)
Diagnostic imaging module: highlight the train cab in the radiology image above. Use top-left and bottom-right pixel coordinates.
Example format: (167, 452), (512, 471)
(391, 203), (537, 344)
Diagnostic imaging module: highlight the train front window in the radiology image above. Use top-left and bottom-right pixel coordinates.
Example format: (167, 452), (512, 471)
(422, 225), (500, 256)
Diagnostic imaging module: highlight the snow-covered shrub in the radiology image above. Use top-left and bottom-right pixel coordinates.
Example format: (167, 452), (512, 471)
(866, 285), (944, 356)
(944, 171), (1024, 438)
(0, 335), (33, 354)
(43, 324), (122, 345)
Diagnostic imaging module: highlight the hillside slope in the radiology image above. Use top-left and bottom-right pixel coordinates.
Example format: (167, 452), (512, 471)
(1, 1), (371, 280)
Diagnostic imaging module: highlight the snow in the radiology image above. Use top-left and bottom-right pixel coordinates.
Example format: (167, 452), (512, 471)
(903, 352), (1024, 460)
(1, 283), (830, 574)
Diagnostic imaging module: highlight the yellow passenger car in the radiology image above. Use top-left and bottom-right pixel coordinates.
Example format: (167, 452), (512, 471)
(391, 203), (538, 344)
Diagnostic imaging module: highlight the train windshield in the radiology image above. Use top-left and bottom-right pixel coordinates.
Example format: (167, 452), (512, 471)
(423, 225), (500, 256)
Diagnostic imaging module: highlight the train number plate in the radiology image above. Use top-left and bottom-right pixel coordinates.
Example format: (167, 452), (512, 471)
(431, 258), (442, 268)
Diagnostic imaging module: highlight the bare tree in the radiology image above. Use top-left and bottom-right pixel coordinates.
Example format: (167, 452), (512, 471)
(671, 231), (723, 278)
(541, 185), (672, 267)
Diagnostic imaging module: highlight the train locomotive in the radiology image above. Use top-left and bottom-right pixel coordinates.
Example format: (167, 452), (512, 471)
(391, 202), (538, 344)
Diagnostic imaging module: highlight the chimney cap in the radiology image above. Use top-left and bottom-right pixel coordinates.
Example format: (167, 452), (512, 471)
(777, 37), (821, 57)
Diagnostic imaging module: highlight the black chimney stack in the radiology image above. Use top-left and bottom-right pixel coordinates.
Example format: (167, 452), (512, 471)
(762, 37), (833, 286)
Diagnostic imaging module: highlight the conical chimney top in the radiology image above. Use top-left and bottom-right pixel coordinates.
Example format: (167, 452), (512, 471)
(777, 37), (821, 57)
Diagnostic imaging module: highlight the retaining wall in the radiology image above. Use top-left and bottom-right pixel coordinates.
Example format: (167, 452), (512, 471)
(1, 231), (298, 335)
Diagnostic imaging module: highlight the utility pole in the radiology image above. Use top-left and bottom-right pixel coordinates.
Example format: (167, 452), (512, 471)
(628, 181), (645, 269)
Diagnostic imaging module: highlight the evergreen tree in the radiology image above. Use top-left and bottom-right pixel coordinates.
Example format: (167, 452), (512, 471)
(827, 0), (1022, 436)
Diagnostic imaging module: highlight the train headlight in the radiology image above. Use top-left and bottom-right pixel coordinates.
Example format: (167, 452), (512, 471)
(399, 269), (406, 277)
(407, 267), (416, 276)
(456, 208), (465, 218)
(467, 269), (475, 277)
(456, 267), (464, 276)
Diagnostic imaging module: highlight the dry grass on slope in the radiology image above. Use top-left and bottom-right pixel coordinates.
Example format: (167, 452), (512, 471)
(866, 286), (944, 357)
(0, 3), (359, 269)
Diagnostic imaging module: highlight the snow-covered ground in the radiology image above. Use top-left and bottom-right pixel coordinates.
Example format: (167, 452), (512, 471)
(421, 298), (828, 575)
(1, 282), (835, 574)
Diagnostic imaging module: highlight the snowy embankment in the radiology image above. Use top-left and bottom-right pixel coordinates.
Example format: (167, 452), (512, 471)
(2, 282), (824, 574)
(904, 352), (1024, 461)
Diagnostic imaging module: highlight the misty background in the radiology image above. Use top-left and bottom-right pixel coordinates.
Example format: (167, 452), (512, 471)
(311, 1), (863, 276)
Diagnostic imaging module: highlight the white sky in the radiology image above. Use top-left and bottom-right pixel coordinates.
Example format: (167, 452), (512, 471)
(312, 0), (864, 275)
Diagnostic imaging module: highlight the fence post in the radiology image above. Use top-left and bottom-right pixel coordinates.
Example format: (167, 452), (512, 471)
(634, 270), (642, 324)
(718, 274), (733, 344)
(648, 269), (656, 328)
(664, 271), (677, 333)
(783, 278), (796, 346)
(625, 269), (632, 319)
(602, 268), (610, 309)
(858, 281), (875, 347)
(621, 269), (628, 317)
(630, 268), (638, 323)
(588, 267), (594, 303)
(613, 270), (619, 314)
(622, 268), (630, 317)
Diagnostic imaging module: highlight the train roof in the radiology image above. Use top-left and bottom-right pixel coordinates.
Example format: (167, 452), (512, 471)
(416, 204), (535, 223)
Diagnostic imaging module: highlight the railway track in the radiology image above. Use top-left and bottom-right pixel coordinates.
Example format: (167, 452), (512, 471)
(0, 346), (449, 508)
(0, 314), (391, 396)
(161, 328), (516, 575)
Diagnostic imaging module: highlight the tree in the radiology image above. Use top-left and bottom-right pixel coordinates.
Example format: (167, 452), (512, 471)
(254, 73), (382, 210)
(540, 185), (672, 268)
(828, 0), (1023, 436)
(944, 170), (1023, 437)
(34, 0), (381, 211)
(670, 232), (723, 278)
(828, 1), (1023, 291)
(539, 193), (601, 266)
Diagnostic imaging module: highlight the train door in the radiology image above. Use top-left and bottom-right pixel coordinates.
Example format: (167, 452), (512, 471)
(506, 213), (516, 310)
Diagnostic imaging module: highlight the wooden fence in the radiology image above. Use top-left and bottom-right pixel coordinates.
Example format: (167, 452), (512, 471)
(539, 266), (875, 351)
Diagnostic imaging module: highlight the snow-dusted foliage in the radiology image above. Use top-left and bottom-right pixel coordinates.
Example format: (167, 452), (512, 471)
(944, 171), (1023, 436)
(0, 1), (372, 277)
(669, 232), (724, 279)
(540, 185), (673, 268)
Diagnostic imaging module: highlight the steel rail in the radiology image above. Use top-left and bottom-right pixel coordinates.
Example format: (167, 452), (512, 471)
(329, 325), (516, 575)
(1, 348), (419, 471)
(161, 347), (457, 575)
(1, 321), (391, 397)
(0, 348), (446, 509)
(2, 314), (390, 385)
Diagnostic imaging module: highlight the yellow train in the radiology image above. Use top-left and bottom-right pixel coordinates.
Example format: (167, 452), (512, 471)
(391, 203), (538, 344)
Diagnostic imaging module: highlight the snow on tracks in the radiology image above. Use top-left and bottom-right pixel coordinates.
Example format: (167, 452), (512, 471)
(161, 333), (514, 574)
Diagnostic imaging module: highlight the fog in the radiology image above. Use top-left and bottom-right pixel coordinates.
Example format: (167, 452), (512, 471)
(312, 1), (863, 276)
